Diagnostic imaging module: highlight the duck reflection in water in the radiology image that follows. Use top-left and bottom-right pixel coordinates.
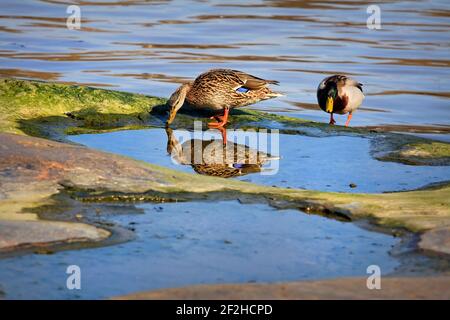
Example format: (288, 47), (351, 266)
(165, 128), (279, 178)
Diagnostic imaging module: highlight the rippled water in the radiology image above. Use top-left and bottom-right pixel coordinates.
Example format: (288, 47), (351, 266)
(1, 0), (449, 129)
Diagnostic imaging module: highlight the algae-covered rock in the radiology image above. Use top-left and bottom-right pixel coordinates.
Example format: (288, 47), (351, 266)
(0, 78), (165, 138)
(384, 141), (450, 166)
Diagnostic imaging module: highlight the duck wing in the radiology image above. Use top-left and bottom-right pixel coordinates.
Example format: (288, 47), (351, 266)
(231, 69), (279, 89)
(201, 69), (278, 90)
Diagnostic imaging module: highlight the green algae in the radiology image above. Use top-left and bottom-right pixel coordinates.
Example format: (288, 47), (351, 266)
(0, 78), (164, 138)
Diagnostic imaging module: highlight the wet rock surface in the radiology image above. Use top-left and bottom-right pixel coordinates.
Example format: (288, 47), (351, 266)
(0, 220), (109, 251)
(0, 132), (167, 252)
(115, 277), (450, 300)
(419, 227), (450, 256)
(0, 132), (168, 195)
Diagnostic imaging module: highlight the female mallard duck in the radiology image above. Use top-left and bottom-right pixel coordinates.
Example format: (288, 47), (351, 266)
(166, 69), (282, 127)
(317, 75), (364, 126)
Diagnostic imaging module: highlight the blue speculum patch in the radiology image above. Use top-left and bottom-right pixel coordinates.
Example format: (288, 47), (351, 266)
(236, 87), (250, 93)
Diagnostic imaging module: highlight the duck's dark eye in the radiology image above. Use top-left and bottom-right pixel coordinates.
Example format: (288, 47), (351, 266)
(236, 87), (250, 93)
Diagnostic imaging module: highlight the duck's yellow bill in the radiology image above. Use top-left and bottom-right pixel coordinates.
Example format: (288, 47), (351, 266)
(326, 97), (334, 113)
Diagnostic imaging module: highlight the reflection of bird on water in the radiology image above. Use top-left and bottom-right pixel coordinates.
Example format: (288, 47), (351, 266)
(165, 128), (279, 178)
(317, 75), (365, 126)
(166, 69), (282, 128)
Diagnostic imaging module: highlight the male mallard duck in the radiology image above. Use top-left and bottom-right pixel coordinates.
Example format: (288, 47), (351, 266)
(166, 69), (282, 127)
(317, 75), (364, 126)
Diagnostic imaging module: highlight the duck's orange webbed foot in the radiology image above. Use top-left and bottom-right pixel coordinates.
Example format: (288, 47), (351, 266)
(345, 112), (353, 127)
(208, 107), (230, 128)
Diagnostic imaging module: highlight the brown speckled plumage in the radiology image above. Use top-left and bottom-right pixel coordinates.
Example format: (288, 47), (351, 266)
(186, 69), (280, 111)
(166, 69), (281, 125)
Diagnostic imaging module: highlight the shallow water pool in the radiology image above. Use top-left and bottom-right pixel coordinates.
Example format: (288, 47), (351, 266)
(0, 201), (401, 299)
